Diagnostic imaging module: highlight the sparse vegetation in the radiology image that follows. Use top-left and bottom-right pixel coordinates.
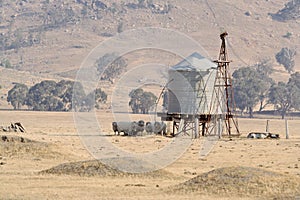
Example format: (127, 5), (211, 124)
(271, 0), (300, 21)
(125, 0), (172, 14)
(275, 47), (297, 74)
(0, 58), (12, 68)
(117, 22), (124, 33)
(283, 31), (293, 39)
(96, 53), (127, 84)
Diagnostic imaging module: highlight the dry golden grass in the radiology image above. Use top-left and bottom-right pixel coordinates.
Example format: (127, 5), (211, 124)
(0, 111), (300, 199)
(170, 166), (300, 198)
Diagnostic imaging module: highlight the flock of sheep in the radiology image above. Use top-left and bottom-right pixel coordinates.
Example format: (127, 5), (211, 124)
(112, 121), (167, 136)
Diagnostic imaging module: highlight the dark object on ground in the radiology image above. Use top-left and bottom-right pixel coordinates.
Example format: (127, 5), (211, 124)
(1, 122), (26, 133)
(247, 132), (280, 139)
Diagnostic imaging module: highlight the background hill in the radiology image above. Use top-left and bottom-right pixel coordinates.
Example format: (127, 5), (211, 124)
(0, 0), (299, 108)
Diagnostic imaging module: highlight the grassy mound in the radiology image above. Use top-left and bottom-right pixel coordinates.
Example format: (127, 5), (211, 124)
(0, 135), (63, 159)
(40, 159), (176, 179)
(40, 160), (125, 177)
(170, 166), (300, 198)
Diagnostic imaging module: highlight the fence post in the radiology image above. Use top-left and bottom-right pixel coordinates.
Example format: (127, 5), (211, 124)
(266, 120), (270, 133)
(285, 119), (289, 139)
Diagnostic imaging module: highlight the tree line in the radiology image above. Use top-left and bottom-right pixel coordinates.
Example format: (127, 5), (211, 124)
(7, 80), (107, 112)
(233, 47), (299, 119)
(5, 46), (298, 117)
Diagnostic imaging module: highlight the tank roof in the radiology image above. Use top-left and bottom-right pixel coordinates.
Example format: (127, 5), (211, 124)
(170, 52), (217, 71)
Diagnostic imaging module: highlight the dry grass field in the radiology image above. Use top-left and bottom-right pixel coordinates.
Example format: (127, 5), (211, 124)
(1, 1), (300, 199)
(0, 110), (300, 199)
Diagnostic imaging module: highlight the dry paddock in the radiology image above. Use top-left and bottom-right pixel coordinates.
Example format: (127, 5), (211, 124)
(0, 110), (300, 199)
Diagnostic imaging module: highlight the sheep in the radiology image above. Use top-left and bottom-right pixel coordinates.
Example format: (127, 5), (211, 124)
(135, 120), (145, 134)
(145, 121), (166, 135)
(112, 120), (145, 136)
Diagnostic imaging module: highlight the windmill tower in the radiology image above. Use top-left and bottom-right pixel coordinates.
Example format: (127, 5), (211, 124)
(211, 32), (240, 136)
(158, 32), (239, 137)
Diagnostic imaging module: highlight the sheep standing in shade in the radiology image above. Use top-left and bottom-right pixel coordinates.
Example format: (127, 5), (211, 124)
(145, 121), (166, 135)
(112, 120), (145, 136)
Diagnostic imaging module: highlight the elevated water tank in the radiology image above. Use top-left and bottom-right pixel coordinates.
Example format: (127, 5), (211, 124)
(167, 52), (218, 115)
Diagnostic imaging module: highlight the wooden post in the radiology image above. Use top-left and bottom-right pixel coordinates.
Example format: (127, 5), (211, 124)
(202, 122), (206, 136)
(166, 121), (170, 135)
(172, 121), (175, 137)
(266, 120), (269, 133)
(218, 117), (222, 139)
(195, 118), (199, 138)
(285, 119), (289, 139)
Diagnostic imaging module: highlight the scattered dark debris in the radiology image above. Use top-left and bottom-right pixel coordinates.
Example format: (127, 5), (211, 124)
(0, 122), (26, 133)
(124, 183), (146, 187)
(1, 135), (31, 143)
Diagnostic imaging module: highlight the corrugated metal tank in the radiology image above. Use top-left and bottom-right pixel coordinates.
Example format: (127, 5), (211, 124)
(167, 52), (218, 115)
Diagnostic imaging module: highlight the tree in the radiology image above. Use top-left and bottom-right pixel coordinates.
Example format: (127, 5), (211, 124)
(83, 88), (107, 111)
(94, 88), (107, 108)
(26, 80), (89, 111)
(287, 72), (300, 111)
(41, 96), (64, 111)
(129, 88), (144, 113)
(71, 81), (87, 111)
(254, 58), (273, 78)
(253, 58), (275, 111)
(275, 47), (297, 73)
(232, 67), (270, 118)
(96, 53), (127, 83)
(129, 88), (157, 114)
(288, 72), (300, 89)
(268, 82), (292, 119)
(26, 80), (58, 111)
(140, 91), (157, 114)
(55, 80), (86, 111)
(7, 83), (28, 109)
(268, 72), (300, 119)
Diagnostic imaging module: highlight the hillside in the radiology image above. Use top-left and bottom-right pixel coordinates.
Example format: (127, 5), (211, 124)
(0, 0), (299, 108)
